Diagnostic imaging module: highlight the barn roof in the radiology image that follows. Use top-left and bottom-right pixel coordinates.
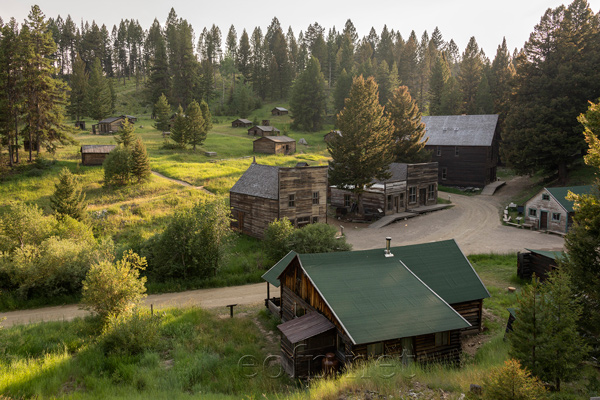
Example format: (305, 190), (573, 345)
(253, 125), (280, 132)
(545, 185), (594, 213)
(272, 107), (288, 112)
(230, 162), (279, 200)
(257, 135), (295, 143)
(81, 145), (117, 154)
(421, 115), (499, 147)
(98, 116), (123, 124)
(233, 118), (252, 124)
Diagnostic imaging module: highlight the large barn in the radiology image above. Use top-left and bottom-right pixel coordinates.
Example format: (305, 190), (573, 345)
(421, 115), (499, 187)
(229, 162), (328, 238)
(262, 239), (490, 378)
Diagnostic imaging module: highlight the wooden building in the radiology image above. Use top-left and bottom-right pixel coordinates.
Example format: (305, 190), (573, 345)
(324, 130), (342, 142)
(229, 162), (328, 238)
(247, 125), (281, 137)
(93, 115), (136, 134)
(421, 115), (499, 187)
(262, 239), (490, 378)
(271, 107), (289, 116)
(517, 248), (563, 282)
(524, 185), (593, 233)
(231, 118), (253, 128)
(253, 136), (296, 155)
(330, 162), (438, 215)
(81, 145), (116, 166)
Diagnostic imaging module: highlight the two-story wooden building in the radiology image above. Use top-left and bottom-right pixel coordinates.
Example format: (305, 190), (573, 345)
(330, 162), (438, 215)
(253, 136), (296, 155)
(421, 115), (499, 187)
(262, 239), (490, 378)
(524, 185), (593, 233)
(229, 162), (328, 238)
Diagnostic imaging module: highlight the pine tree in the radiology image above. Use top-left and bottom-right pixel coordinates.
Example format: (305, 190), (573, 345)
(474, 72), (494, 114)
(429, 54), (450, 115)
(489, 37), (515, 130)
(0, 18), (22, 166)
(386, 86), (430, 163)
(199, 100), (212, 135)
(114, 119), (136, 148)
(87, 57), (112, 120)
(130, 137), (151, 183)
(50, 167), (87, 221)
(458, 36), (483, 114)
(439, 76), (462, 115)
(153, 93), (171, 132)
(237, 29), (251, 80)
(333, 68), (353, 115)
(289, 56), (327, 132)
(170, 105), (187, 148)
(375, 60), (399, 106)
(67, 53), (88, 123)
(328, 75), (394, 215)
(146, 31), (171, 107)
(185, 100), (206, 151)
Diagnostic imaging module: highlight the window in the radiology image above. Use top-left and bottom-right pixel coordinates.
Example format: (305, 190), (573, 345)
(409, 187), (417, 204)
(529, 208), (537, 217)
(436, 146), (441, 156)
(367, 342), (384, 358)
(542, 194), (550, 201)
(435, 331), (450, 346)
(455, 146), (459, 156)
(297, 216), (310, 227)
(288, 194), (295, 207)
(442, 167), (447, 180)
(387, 194), (393, 211)
(427, 184), (436, 200)
(312, 191), (320, 205)
(295, 304), (305, 318)
(312, 216), (319, 224)
(344, 194), (351, 207)
(552, 212), (561, 222)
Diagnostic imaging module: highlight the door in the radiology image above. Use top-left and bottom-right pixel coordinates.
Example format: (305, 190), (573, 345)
(540, 211), (548, 230)
(419, 188), (427, 205)
(393, 196), (399, 212)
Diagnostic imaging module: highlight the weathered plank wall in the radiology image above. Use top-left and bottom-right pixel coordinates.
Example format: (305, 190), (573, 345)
(81, 153), (109, 166)
(278, 166), (327, 225)
(524, 189), (568, 233)
(229, 192), (278, 238)
(406, 163), (438, 207)
(426, 145), (496, 187)
(450, 299), (483, 335)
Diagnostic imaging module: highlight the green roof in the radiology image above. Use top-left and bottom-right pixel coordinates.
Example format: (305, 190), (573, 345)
(299, 250), (471, 344)
(546, 185), (594, 213)
(525, 248), (564, 261)
(262, 250), (297, 287)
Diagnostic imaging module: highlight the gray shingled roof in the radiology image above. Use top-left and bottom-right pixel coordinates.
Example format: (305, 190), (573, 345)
(258, 136), (295, 143)
(273, 107), (288, 112)
(373, 163), (408, 184)
(230, 163), (279, 199)
(233, 118), (252, 124)
(98, 116), (122, 124)
(421, 115), (499, 146)
(81, 145), (117, 154)
(254, 125), (280, 132)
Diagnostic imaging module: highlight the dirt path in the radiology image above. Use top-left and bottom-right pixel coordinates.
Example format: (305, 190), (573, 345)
(341, 176), (565, 254)
(151, 171), (214, 195)
(0, 283), (267, 328)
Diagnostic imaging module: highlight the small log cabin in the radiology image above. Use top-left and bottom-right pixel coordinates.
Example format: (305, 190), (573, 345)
(261, 239), (490, 378)
(81, 145), (116, 165)
(330, 162), (438, 215)
(93, 115), (136, 134)
(524, 185), (593, 233)
(421, 115), (499, 187)
(517, 248), (564, 282)
(271, 107), (289, 116)
(253, 136), (296, 155)
(231, 118), (253, 128)
(248, 125), (281, 137)
(229, 161), (328, 238)
(323, 130), (341, 142)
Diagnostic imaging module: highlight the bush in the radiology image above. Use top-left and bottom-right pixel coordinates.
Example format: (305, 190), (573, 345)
(100, 310), (161, 355)
(484, 359), (548, 400)
(263, 218), (295, 261)
(103, 145), (132, 186)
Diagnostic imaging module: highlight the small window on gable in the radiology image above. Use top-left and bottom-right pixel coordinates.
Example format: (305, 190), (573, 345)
(542, 193), (550, 201)
(552, 212), (561, 222)
(455, 146), (459, 157)
(288, 194), (295, 207)
(529, 208), (537, 217)
(436, 146), (441, 157)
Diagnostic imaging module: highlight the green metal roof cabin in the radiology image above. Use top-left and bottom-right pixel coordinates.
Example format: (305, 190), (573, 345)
(262, 238), (490, 378)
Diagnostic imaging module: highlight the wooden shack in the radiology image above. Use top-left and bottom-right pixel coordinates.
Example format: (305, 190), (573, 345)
(262, 239), (490, 378)
(421, 115), (499, 187)
(93, 115), (136, 134)
(231, 118), (253, 128)
(230, 162), (328, 238)
(81, 145), (116, 166)
(248, 125), (281, 137)
(253, 136), (296, 155)
(330, 162), (438, 215)
(271, 107), (288, 116)
(324, 130), (342, 142)
(517, 248), (563, 282)
(524, 185), (593, 233)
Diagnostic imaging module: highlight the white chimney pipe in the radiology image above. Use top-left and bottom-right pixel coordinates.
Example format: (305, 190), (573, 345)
(384, 237), (394, 257)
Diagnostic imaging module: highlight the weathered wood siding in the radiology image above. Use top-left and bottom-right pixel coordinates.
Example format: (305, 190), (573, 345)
(517, 251), (558, 282)
(278, 166), (327, 226)
(98, 119), (123, 133)
(253, 138), (296, 155)
(426, 145), (497, 187)
(280, 330), (336, 378)
(450, 299), (483, 335)
(229, 192), (278, 238)
(232, 121), (252, 127)
(248, 127), (277, 136)
(406, 163), (438, 207)
(414, 330), (462, 364)
(524, 189), (568, 233)
(81, 153), (109, 166)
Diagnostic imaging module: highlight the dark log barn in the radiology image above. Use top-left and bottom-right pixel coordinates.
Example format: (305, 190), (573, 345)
(253, 136), (296, 155)
(517, 248), (564, 282)
(231, 118), (253, 128)
(330, 162), (438, 216)
(81, 145), (116, 166)
(248, 125), (281, 137)
(262, 239), (490, 378)
(421, 115), (499, 187)
(230, 161), (328, 238)
(271, 107), (289, 116)
(323, 130), (341, 142)
(524, 185), (593, 233)
(93, 115), (136, 134)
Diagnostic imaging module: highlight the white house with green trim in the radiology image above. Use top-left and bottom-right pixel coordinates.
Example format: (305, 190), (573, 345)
(524, 185), (593, 233)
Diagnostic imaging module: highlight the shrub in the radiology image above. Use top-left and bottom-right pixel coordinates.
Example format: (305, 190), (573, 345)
(263, 218), (294, 261)
(484, 359), (548, 400)
(103, 145), (131, 186)
(100, 310), (161, 355)
(50, 167), (87, 221)
(291, 223), (352, 253)
(81, 250), (148, 321)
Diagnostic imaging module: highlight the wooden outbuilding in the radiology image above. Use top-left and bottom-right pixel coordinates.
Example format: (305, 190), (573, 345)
(330, 162), (439, 215)
(231, 118), (253, 128)
(93, 115), (136, 134)
(524, 185), (593, 233)
(81, 145), (116, 166)
(253, 136), (296, 155)
(262, 239), (490, 378)
(271, 107), (288, 116)
(247, 125), (281, 137)
(421, 115), (499, 187)
(517, 249), (563, 282)
(324, 130), (342, 142)
(229, 161), (328, 238)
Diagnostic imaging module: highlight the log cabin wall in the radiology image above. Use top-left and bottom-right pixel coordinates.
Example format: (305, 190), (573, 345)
(253, 138), (276, 154)
(426, 145), (495, 187)
(414, 330), (462, 364)
(518, 252), (557, 282)
(81, 153), (109, 166)
(278, 167), (327, 226)
(229, 192), (278, 238)
(450, 299), (483, 335)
